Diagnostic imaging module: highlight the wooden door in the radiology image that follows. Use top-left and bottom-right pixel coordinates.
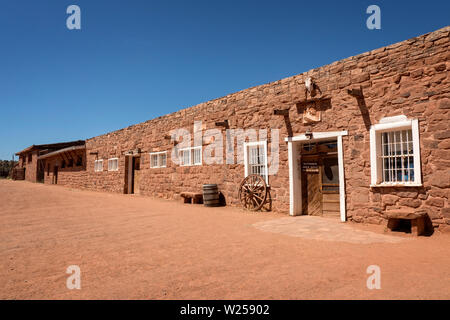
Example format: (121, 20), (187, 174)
(321, 156), (340, 217)
(133, 157), (141, 195)
(306, 172), (322, 215)
(125, 156), (133, 194)
(301, 157), (322, 216)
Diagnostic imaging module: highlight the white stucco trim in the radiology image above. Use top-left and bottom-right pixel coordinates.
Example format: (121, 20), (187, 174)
(243, 140), (269, 184)
(337, 135), (346, 222)
(369, 117), (422, 187)
(288, 141), (302, 216)
(285, 130), (348, 142)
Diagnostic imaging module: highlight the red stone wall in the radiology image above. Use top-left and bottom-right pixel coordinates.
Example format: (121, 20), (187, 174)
(23, 151), (37, 183)
(47, 26), (450, 230)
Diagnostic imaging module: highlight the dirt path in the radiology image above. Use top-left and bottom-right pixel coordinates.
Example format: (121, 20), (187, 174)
(0, 180), (449, 299)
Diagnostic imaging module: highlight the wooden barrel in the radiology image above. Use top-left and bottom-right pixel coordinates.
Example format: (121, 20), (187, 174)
(203, 184), (220, 207)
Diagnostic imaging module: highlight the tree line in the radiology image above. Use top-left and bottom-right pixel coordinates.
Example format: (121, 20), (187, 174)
(0, 160), (17, 178)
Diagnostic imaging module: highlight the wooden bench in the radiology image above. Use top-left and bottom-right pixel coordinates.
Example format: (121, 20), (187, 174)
(180, 192), (203, 204)
(385, 210), (427, 236)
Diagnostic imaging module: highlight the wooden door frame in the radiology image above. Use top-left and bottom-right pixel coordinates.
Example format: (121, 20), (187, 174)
(286, 131), (348, 222)
(125, 155), (134, 194)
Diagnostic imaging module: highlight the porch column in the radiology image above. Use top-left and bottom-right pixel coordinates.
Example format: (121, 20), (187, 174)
(337, 135), (346, 222)
(288, 141), (302, 216)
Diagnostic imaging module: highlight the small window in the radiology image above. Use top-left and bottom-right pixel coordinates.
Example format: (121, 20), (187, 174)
(68, 158), (74, 167)
(108, 158), (118, 171)
(180, 149), (191, 166)
(61, 160), (66, 168)
(150, 152), (167, 168)
(151, 154), (158, 168)
(76, 156), (82, 166)
(160, 153), (167, 167)
(244, 141), (268, 184)
(179, 147), (202, 166)
(370, 116), (422, 186)
(94, 159), (103, 172)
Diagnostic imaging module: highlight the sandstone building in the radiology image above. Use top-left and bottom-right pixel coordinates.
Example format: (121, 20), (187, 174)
(14, 141), (85, 183)
(14, 26), (450, 232)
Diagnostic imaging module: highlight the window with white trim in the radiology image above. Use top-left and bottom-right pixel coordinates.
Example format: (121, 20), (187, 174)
(370, 116), (422, 186)
(244, 141), (268, 184)
(150, 152), (167, 168)
(179, 146), (202, 166)
(108, 158), (118, 171)
(94, 159), (103, 172)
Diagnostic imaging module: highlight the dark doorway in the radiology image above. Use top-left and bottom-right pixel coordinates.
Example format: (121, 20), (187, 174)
(53, 166), (58, 184)
(301, 140), (340, 218)
(125, 156), (140, 194)
(37, 160), (45, 183)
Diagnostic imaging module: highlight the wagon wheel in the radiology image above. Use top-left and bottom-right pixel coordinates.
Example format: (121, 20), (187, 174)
(238, 174), (268, 211)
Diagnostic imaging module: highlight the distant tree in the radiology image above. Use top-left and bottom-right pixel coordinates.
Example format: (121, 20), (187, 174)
(0, 160), (17, 178)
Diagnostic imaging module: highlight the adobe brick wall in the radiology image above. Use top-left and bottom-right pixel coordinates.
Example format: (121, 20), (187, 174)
(47, 26), (450, 230)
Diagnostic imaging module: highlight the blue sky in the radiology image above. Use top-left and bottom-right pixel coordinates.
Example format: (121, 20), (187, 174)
(1, 0), (449, 160)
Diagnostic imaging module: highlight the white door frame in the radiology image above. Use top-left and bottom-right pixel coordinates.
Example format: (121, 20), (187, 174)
(285, 130), (348, 222)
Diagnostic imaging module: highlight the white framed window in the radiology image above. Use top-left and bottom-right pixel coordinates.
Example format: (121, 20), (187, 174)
(150, 151), (167, 168)
(179, 146), (202, 166)
(244, 141), (269, 184)
(94, 159), (103, 172)
(108, 158), (119, 171)
(370, 116), (422, 187)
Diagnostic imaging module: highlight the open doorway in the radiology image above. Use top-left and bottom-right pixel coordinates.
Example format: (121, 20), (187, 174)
(286, 131), (347, 222)
(52, 166), (58, 184)
(301, 140), (340, 218)
(125, 156), (140, 194)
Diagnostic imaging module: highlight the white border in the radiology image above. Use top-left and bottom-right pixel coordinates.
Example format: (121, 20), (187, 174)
(94, 159), (103, 172)
(369, 117), (422, 187)
(108, 158), (119, 171)
(179, 146), (202, 167)
(150, 151), (167, 168)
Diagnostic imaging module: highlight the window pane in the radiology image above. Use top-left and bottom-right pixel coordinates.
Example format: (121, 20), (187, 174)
(183, 150), (190, 165)
(160, 154), (166, 167)
(247, 143), (267, 182)
(379, 129), (415, 183)
(151, 154), (158, 167)
(193, 148), (201, 164)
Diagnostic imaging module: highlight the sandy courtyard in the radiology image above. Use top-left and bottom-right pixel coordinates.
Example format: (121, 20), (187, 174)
(0, 179), (449, 299)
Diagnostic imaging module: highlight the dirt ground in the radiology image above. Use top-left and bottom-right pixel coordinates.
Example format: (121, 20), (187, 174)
(0, 179), (449, 299)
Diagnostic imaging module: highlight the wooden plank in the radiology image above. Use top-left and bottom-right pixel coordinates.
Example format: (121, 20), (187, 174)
(323, 193), (339, 202)
(306, 172), (321, 216)
(323, 211), (340, 217)
(323, 202), (340, 212)
(273, 109), (289, 116)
